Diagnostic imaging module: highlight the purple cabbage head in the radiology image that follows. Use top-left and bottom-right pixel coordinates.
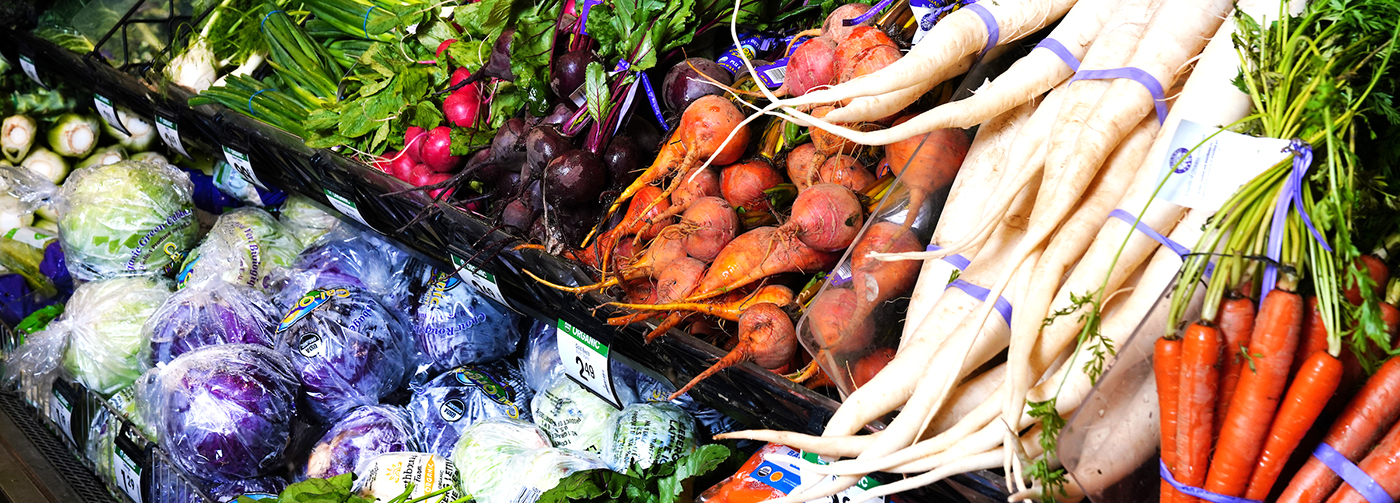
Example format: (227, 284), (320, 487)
(304, 405), (417, 479)
(144, 280), (280, 364)
(413, 271), (521, 371)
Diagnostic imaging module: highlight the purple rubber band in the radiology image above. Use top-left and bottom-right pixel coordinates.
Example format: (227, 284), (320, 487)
(1314, 443), (1394, 503)
(843, 0), (894, 26)
(1034, 38), (1080, 71)
(578, 0), (602, 34)
(614, 59), (670, 132)
(1159, 460), (1263, 503)
(925, 244), (972, 270)
(1069, 67), (1167, 125)
(1261, 140), (1330, 303)
(947, 279), (1013, 326)
(963, 3), (998, 58)
(1109, 209), (1212, 278)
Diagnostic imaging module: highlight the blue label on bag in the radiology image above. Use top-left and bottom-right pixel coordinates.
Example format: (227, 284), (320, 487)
(278, 288), (353, 332)
(751, 460), (801, 494)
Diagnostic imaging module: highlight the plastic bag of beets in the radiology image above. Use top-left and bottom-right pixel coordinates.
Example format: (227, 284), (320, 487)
(275, 285), (415, 423)
(407, 359), (532, 458)
(137, 344), (299, 482)
(142, 279), (281, 365)
(304, 404), (419, 479)
(413, 269), (521, 373)
(148, 453), (288, 503)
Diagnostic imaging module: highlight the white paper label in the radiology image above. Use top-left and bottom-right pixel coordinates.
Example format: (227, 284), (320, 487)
(48, 387), (73, 444)
(221, 145), (266, 189)
(19, 55), (43, 87)
(115, 448), (142, 503)
(154, 115), (190, 158)
(451, 255), (508, 306)
(4, 227), (55, 249)
(94, 94), (129, 136)
(324, 189), (372, 228)
(1158, 119), (1292, 211)
(556, 319), (622, 408)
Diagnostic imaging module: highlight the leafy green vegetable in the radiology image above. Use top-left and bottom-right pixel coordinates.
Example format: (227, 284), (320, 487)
(537, 444), (730, 503)
(585, 0), (699, 73)
(237, 473), (373, 503)
(510, 0), (564, 116)
(304, 44), (450, 155)
(584, 62), (611, 124)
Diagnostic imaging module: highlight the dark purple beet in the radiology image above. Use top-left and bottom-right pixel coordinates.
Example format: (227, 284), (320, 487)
(491, 118), (528, 166)
(625, 117), (662, 153)
(484, 29), (516, 81)
(501, 199), (537, 232)
(525, 126), (573, 178)
(550, 50), (602, 100)
(538, 102), (577, 127)
(662, 58), (733, 113)
(603, 135), (641, 188)
(544, 150), (606, 207)
(558, 205), (600, 246)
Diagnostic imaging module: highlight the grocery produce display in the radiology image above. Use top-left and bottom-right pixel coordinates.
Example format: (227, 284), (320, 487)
(1, 0), (1399, 502)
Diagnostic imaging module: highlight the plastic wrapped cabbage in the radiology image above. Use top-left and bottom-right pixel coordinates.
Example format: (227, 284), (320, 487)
(632, 372), (738, 437)
(522, 319), (562, 393)
(601, 403), (697, 473)
(270, 230), (420, 317)
(407, 360), (532, 458)
(451, 418), (551, 498)
(531, 375), (626, 454)
(142, 279), (279, 364)
(60, 276), (173, 393)
(147, 454), (288, 503)
(470, 448), (608, 503)
(414, 270), (521, 371)
(176, 207), (302, 291)
(139, 344), (299, 481)
(305, 405), (418, 479)
(275, 286), (414, 423)
(278, 193), (340, 248)
(57, 160), (197, 281)
(353, 452), (461, 503)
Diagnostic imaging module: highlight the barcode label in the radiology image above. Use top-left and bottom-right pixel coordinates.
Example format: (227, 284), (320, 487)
(755, 59), (787, 88)
(94, 94), (130, 136)
(511, 486), (543, 503)
(155, 115), (190, 158)
(19, 55), (43, 87)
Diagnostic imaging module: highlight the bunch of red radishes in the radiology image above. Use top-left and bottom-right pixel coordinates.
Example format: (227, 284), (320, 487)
(376, 61), (484, 197)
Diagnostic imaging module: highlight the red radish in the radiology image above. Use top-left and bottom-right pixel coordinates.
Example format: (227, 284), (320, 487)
(372, 151), (394, 173)
(421, 126), (463, 172)
(450, 67), (472, 88)
(436, 39), (456, 58)
(444, 87), (483, 128)
(848, 222), (922, 310)
(721, 160), (785, 214)
(390, 153), (417, 181)
(781, 183), (864, 252)
(786, 38), (838, 97)
(682, 226), (842, 302)
(833, 27), (896, 78)
(1344, 255), (1389, 305)
(807, 288), (876, 355)
(787, 143), (824, 191)
(404, 127), (427, 163)
(823, 3), (873, 43)
(853, 348), (897, 388)
(817, 154), (876, 192)
(425, 173), (454, 198)
(676, 196), (739, 262)
(407, 164), (435, 186)
(669, 302), (796, 400)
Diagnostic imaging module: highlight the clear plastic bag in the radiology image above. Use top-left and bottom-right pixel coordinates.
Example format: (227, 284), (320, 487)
(413, 269), (521, 372)
(600, 402), (697, 473)
(522, 318), (563, 393)
(531, 374), (626, 455)
(274, 286), (414, 423)
(305, 404), (419, 479)
(269, 228), (412, 313)
(176, 207), (303, 292)
(138, 344), (299, 482)
(142, 279), (279, 365)
(451, 418), (552, 498)
(278, 194), (341, 249)
(353, 452), (461, 503)
(57, 160), (198, 281)
(148, 453), (288, 503)
(407, 360), (533, 458)
(471, 448), (609, 503)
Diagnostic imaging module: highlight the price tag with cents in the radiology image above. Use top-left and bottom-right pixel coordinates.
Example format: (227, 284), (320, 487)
(556, 319), (622, 408)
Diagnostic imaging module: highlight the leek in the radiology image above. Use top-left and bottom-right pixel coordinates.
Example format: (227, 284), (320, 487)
(47, 113), (99, 158)
(2, 115), (37, 163)
(21, 147), (70, 185)
(76, 146), (128, 171)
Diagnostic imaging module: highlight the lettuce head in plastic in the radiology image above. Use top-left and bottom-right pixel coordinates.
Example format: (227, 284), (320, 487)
(305, 404), (418, 479)
(142, 279), (280, 364)
(139, 344), (299, 481)
(531, 375), (628, 454)
(451, 418), (551, 499)
(176, 207), (302, 291)
(470, 448), (608, 503)
(278, 193), (340, 248)
(61, 276), (173, 393)
(57, 160), (197, 281)
(601, 402), (697, 473)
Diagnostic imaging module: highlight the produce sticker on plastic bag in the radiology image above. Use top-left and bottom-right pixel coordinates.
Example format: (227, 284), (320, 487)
(746, 448), (887, 503)
(1158, 119), (1292, 211)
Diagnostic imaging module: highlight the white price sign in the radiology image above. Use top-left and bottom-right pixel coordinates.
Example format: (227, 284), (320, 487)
(451, 255), (508, 306)
(19, 55), (43, 87)
(48, 386), (74, 444)
(556, 319), (622, 408)
(221, 145), (266, 189)
(94, 94), (130, 136)
(324, 189), (373, 229)
(154, 115), (190, 158)
(114, 447), (142, 503)
(1158, 119), (1292, 211)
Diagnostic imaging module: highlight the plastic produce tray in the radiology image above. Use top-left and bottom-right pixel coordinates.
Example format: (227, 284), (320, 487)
(0, 27), (1010, 502)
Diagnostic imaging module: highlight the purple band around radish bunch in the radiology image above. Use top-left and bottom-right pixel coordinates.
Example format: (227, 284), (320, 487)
(1159, 459), (1263, 503)
(925, 244), (1011, 325)
(1035, 38), (1081, 71)
(964, 3), (998, 58)
(1313, 443), (1394, 503)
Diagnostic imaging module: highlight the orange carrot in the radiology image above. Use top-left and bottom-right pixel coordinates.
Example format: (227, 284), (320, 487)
(1177, 323), (1222, 503)
(1216, 296), (1257, 438)
(1279, 357), (1400, 503)
(1157, 336), (1184, 503)
(1325, 408), (1400, 503)
(1205, 289), (1304, 498)
(1293, 297), (1329, 377)
(1245, 351), (1344, 500)
(681, 226), (841, 302)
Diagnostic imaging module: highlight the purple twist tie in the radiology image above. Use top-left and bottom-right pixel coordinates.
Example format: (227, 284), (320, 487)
(1107, 209), (1213, 278)
(614, 59), (670, 132)
(925, 244), (971, 270)
(947, 279), (1012, 326)
(1314, 443), (1394, 503)
(1260, 140), (1330, 303)
(1159, 460), (1263, 503)
(1069, 67), (1167, 125)
(963, 3), (999, 58)
(578, 0), (602, 34)
(1034, 38), (1080, 71)
(843, 0), (894, 26)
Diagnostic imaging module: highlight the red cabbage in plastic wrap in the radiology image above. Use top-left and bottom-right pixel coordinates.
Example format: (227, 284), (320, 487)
(270, 230), (417, 314)
(407, 360), (532, 458)
(148, 453), (288, 503)
(304, 404), (417, 479)
(275, 286), (414, 423)
(413, 271), (521, 371)
(143, 280), (280, 364)
(139, 344), (299, 482)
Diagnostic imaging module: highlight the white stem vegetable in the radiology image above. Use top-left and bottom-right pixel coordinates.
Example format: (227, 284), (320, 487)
(20, 147), (70, 185)
(2, 115), (37, 163)
(47, 113), (100, 158)
(104, 109), (155, 152)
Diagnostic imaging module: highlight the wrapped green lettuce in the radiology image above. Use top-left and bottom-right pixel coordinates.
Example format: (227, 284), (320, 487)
(279, 193), (340, 249)
(471, 448), (608, 503)
(530, 375), (626, 454)
(58, 160), (197, 281)
(452, 418), (551, 497)
(601, 403), (697, 473)
(176, 207), (302, 291)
